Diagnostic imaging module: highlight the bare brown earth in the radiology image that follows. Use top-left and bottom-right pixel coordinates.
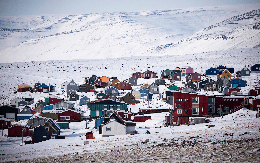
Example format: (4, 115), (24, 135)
(10, 138), (260, 163)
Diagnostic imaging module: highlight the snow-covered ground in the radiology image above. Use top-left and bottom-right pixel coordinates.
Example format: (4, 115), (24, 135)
(1, 3), (260, 162)
(0, 108), (259, 162)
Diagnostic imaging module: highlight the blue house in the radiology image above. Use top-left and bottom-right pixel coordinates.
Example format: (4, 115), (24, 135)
(227, 68), (234, 74)
(43, 105), (53, 110)
(105, 87), (119, 100)
(251, 64), (260, 73)
(205, 68), (219, 76)
(139, 89), (149, 98)
(231, 79), (247, 88)
(79, 96), (90, 105)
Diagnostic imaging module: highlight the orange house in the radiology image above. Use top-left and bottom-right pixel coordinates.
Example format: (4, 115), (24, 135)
(100, 76), (109, 83)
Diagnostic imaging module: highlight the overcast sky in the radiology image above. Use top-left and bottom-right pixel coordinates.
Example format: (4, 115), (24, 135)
(0, 0), (259, 16)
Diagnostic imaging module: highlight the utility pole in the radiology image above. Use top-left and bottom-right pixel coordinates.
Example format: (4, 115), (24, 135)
(22, 128), (25, 145)
(22, 128), (23, 145)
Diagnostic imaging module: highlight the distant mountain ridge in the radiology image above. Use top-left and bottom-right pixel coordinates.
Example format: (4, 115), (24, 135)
(0, 4), (260, 63)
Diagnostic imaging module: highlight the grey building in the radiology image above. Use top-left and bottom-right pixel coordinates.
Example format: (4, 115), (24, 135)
(67, 80), (79, 96)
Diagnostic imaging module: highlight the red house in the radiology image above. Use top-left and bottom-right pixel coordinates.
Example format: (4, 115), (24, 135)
(132, 72), (142, 79)
(94, 79), (108, 88)
(166, 104), (189, 125)
(0, 118), (11, 129)
(249, 98), (260, 111)
(48, 97), (63, 105)
(134, 115), (151, 122)
(36, 84), (55, 92)
(58, 110), (81, 122)
(8, 126), (33, 137)
(18, 84), (32, 92)
(115, 82), (132, 90)
(117, 111), (132, 121)
(210, 96), (245, 115)
(248, 87), (260, 96)
(171, 92), (208, 117)
(142, 70), (157, 79)
(186, 72), (201, 82)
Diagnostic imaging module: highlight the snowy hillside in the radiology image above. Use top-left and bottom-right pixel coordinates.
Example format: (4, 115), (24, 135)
(0, 3), (260, 63)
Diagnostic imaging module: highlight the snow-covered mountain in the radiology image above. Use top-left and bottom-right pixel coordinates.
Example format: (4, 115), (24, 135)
(0, 3), (260, 63)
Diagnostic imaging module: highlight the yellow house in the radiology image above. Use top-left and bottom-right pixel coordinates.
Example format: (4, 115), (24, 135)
(220, 69), (231, 79)
(111, 79), (120, 86)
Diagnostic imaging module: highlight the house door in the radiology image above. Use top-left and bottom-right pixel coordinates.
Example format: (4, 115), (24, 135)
(6, 113), (15, 121)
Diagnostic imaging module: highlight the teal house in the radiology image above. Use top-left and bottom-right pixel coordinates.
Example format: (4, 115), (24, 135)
(89, 100), (127, 117)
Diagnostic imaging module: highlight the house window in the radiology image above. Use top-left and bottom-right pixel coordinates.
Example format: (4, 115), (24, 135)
(192, 108), (199, 115)
(60, 116), (70, 120)
(172, 116), (174, 119)
(214, 71), (216, 73)
(177, 109), (182, 114)
(246, 71), (249, 74)
(104, 105), (107, 110)
(192, 97), (199, 104)
(45, 127), (49, 132)
(124, 114), (128, 118)
(117, 105), (120, 110)
(177, 76), (180, 79)
(106, 127), (111, 131)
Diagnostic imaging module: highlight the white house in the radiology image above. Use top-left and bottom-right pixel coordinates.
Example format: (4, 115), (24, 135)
(102, 120), (126, 137)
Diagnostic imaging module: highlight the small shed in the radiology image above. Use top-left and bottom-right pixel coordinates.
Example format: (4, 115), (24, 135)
(56, 122), (69, 129)
(134, 115), (151, 122)
(86, 132), (94, 139)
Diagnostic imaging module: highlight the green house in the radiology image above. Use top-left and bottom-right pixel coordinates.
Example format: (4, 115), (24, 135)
(168, 85), (180, 91)
(89, 100), (127, 117)
(97, 92), (106, 99)
(161, 69), (175, 78)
